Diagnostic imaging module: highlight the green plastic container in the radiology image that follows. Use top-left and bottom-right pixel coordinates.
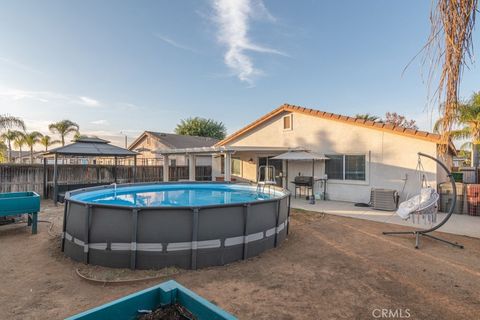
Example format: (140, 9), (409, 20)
(451, 172), (463, 183)
(0, 191), (40, 234)
(66, 280), (237, 320)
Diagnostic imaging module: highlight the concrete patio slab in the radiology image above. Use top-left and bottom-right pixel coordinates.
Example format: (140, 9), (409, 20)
(291, 198), (480, 239)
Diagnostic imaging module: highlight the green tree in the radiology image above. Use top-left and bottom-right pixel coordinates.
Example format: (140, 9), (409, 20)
(23, 131), (42, 164)
(39, 135), (60, 152)
(48, 120), (79, 146)
(1, 130), (20, 162)
(355, 114), (380, 121)
(175, 117), (226, 140)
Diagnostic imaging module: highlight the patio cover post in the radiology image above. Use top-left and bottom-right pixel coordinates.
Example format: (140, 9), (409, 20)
(310, 159), (315, 204)
(224, 152), (232, 182)
(188, 154), (196, 181)
(163, 155), (169, 182)
(53, 153), (58, 206)
(43, 157), (48, 199)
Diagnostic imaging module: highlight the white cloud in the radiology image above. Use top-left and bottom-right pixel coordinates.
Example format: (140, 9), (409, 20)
(0, 87), (101, 107)
(153, 34), (199, 53)
(211, 0), (285, 85)
(79, 96), (101, 107)
(0, 56), (42, 74)
(90, 119), (108, 125)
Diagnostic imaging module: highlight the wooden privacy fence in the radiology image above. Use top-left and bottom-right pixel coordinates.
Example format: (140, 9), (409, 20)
(0, 164), (212, 197)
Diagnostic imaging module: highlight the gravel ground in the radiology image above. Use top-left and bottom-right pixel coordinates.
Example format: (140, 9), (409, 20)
(1, 201), (479, 320)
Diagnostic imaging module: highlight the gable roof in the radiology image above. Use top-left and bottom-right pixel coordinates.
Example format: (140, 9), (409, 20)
(216, 104), (445, 146)
(129, 131), (218, 151)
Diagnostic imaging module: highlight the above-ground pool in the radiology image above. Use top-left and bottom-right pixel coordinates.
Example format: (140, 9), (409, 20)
(62, 182), (290, 270)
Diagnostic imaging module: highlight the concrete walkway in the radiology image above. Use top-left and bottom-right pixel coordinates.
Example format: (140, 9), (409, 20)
(291, 198), (480, 239)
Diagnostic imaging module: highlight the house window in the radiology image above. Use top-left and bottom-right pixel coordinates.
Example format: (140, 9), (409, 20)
(170, 159), (177, 167)
(232, 158), (241, 176)
(325, 154), (366, 181)
(325, 155), (344, 180)
(283, 114), (293, 130)
(345, 155), (366, 180)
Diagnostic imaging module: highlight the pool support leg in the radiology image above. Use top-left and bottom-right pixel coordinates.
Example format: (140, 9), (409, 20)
(191, 208), (199, 270)
(274, 200), (280, 247)
(61, 202), (68, 251)
(130, 208), (139, 270)
(242, 204), (250, 260)
(83, 205), (91, 264)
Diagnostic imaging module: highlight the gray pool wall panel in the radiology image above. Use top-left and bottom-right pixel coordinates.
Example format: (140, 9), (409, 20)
(62, 182), (290, 270)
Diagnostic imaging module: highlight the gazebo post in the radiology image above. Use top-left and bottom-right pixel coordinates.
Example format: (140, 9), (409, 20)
(114, 156), (118, 183)
(133, 155), (137, 183)
(53, 153), (58, 206)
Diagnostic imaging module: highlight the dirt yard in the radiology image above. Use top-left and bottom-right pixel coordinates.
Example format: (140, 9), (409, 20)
(1, 201), (480, 320)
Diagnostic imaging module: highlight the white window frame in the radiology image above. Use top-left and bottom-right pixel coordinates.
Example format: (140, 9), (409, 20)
(325, 152), (370, 185)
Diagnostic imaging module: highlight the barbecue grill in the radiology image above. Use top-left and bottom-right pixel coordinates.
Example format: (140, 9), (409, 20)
(292, 176), (313, 199)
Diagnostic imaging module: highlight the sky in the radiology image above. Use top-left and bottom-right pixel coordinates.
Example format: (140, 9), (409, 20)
(0, 0), (478, 148)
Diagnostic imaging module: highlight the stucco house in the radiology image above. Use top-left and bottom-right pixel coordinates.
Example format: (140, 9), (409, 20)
(157, 104), (455, 204)
(128, 131), (218, 166)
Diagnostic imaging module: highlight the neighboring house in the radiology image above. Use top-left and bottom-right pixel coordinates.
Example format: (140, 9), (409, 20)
(11, 151), (44, 164)
(157, 104), (455, 203)
(128, 131), (218, 166)
(452, 156), (469, 168)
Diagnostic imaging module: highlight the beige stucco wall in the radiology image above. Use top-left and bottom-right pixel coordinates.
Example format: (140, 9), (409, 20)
(222, 111), (443, 203)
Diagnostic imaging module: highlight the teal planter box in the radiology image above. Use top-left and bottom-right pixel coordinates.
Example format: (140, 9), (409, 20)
(0, 192), (40, 234)
(66, 280), (237, 320)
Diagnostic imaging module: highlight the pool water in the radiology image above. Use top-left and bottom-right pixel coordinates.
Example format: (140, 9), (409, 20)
(69, 183), (276, 207)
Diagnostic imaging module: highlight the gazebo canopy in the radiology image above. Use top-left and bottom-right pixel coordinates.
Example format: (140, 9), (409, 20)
(271, 151), (329, 161)
(45, 137), (137, 157)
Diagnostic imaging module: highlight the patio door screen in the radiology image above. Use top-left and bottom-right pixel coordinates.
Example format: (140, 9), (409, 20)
(258, 156), (283, 187)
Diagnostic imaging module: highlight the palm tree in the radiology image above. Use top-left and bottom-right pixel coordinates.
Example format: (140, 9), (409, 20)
(49, 120), (79, 146)
(39, 135), (60, 152)
(13, 131), (26, 163)
(435, 92), (480, 166)
(1, 130), (19, 162)
(0, 114), (25, 131)
(354, 114), (380, 122)
(0, 140), (6, 163)
(426, 0), (477, 148)
(23, 131), (42, 164)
